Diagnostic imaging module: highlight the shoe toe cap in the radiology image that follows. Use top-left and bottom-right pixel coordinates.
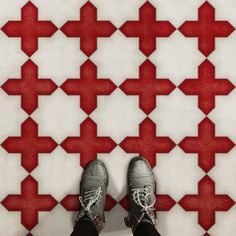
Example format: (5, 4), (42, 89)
(83, 160), (108, 179)
(128, 156), (153, 177)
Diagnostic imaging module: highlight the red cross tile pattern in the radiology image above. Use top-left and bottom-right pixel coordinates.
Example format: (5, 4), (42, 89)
(120, 118), (176, 167)
(120, 60), (175, 114)
(61, 117), (117, 167)
(1, 1), (236, 235)
(179, 60), (235, 115)
(179, 1), (235, 57)
(61, 60), (117, 114)
(60, 194), (117, 212)
(1, 2), (57, 57)
(1, 60), (58, 115)
(179, 176), (235, 230)
(179, 118), (235, 173)
(120, 2), (175, 56)
(61, 1), (116, 57)
(1, 118), (58, 172)
(1, 176), (57, 230)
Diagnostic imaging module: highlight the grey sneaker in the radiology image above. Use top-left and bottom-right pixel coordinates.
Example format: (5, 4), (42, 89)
(125, 156), (157, 233)
(74, 160), (108, 233)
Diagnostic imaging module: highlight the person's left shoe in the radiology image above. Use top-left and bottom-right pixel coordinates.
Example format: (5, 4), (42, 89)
(74, 159), (109, 234)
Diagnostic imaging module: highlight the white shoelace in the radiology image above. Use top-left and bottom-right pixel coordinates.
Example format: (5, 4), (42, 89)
(79, 187), (102, 214)
(131, 187), (156, 211)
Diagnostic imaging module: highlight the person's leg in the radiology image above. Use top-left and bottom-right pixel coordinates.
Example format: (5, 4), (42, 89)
(134, 222), (161, 236)
(70, 160), (109, 236)
(124, 156), (161, 236)
(70, 217), (98, 236)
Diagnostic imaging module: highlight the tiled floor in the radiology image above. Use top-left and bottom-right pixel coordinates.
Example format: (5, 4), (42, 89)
(0, 0), (236, 235)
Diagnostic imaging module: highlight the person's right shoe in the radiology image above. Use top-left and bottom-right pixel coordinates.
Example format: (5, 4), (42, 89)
(124, 156), (157, 233)
(74, 159), (108, 234)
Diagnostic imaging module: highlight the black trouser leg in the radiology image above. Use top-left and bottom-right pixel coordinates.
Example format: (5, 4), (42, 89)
(70, 218), (98, 236)
(134, 222), (161, 236)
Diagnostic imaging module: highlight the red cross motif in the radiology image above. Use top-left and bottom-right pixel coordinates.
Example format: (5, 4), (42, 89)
(179, 176), (235, 230)
(61, 194), (117, 212)
(61, 60), (116, 114)
(1, 60), (58, 115)
(61, 118), (116, 167)
(179, 118), (235, 173)
(1, 2), (57, 56)
(179, 60), (235, 115)
(120, 60), (175, 114)
(119, 194), (175, 211)
(120, 2), (175, 56)
(155, 195), (176, 211)
(119, 118), (175, 167)
(1, 118), (58, 173)
(61, 2), (116, 56)
(179, 1), (234, 56)
(1, 176), (57, 230)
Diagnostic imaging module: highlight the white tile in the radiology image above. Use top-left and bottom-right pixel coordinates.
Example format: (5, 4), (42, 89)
(32, 147), (83, 200)
(158, 206), (205, 236)
(209, 33), (236, 84)
(209, 90), (236, 143)
(0, 31), (27, 80)
(32, 89), (87, 143)
(150, 90), (204, 143)
(0, 205), (28, 235)
(150, 32), (204, 86)
(0, 0), (28, 22)
(209, 206), (236, 236)
(208, 0), (236, 24)
(149, 0), (205, 25)
(32, 205), (74, 236)
(32, 0), (87, 26)
(0, 149), (26, 200)
(98, 147), (135, 200)
(90, 0), (145, 27)
(153, 148), (204, 201)
(209, 148), (236, 201)
(91, 31), (145, 85)
(91, 89), (145, 143)
(32, 31), (87, 85)
(0, 92), (27, 143)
